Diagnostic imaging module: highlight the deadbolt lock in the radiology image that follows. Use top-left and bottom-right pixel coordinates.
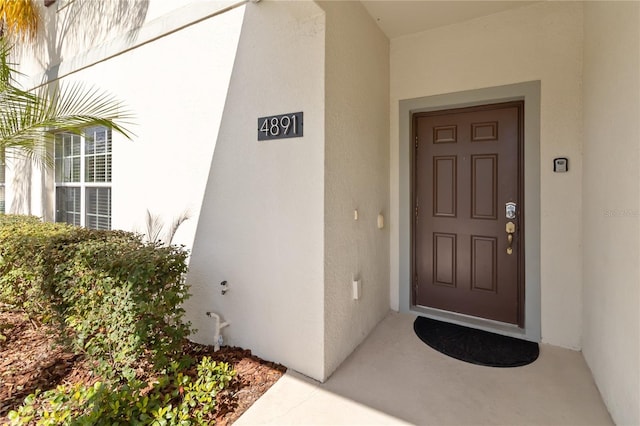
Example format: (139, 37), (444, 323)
(506, 221), (516, 233)
(506, 202), (517, 220)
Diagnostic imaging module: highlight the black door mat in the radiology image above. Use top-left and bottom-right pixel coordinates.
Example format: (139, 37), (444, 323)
(413, 316), (539, 367)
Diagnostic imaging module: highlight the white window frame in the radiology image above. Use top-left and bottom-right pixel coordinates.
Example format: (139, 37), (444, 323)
(54, 126), (112, 230)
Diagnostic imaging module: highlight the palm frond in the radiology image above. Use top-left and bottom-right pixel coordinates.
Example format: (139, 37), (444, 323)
(165, 210), (190, 245)
(0, 39), (23, 88)
(0, 5), (136, 174)
(0, 80), (134, 167)
(0, 0), (39, 42)
(0, 38), (134, 168)
(145, 209), (163, 244)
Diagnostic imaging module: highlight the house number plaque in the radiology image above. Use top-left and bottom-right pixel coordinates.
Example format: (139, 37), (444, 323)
(258, 112), (303, 141)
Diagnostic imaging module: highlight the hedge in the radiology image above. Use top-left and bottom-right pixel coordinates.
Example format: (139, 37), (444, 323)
(0, 215), (192, 380)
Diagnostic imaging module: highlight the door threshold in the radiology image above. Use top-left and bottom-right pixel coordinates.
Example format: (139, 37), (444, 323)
(411, 305), (538, 342)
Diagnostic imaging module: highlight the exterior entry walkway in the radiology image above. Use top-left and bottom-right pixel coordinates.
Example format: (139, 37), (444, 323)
(236, 312), (613, 425)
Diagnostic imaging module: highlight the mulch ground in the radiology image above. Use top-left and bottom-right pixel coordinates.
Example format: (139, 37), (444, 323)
(0, 306), (286, 425)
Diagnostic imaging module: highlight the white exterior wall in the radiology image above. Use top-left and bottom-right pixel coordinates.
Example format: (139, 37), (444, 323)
(321, 1), (390, 379)
(582, 3), (640, 424)
(9, 0), (388, 382)
(8, 1), (246, 251)
(185, 1), (327, 381)
(390, 1), (584, 349)
(23, 1), (243, 78)
(75, 7), (244, 249)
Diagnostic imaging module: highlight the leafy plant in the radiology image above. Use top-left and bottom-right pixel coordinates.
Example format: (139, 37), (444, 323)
(144, 209), (190, 246)
(7, 357), (236, 425)
(0, 43), (134, 168)
(0, 214), (192, 380)
(0, 215), (76, 321)
(0, 0), (134, 168)
(54, 236), (191, 380)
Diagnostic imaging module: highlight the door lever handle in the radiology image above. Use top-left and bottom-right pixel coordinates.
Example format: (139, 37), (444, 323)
(506, 221), (516, 255)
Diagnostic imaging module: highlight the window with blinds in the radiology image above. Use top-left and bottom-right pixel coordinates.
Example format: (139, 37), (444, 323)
(86, 187), (111, 230)
(54, 127), (112, 230)
(55, 186), (81, 226)
(85, 126), (111, 183)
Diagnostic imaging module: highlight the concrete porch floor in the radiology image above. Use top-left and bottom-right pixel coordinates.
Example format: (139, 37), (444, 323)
(236, 312), (613, 425)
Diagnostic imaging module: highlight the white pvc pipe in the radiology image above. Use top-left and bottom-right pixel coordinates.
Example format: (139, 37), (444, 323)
(206, 311), (230, 351)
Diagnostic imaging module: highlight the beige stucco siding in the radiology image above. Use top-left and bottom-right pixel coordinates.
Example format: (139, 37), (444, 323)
(187, 1), (327, 380)
(321, 0), (390, 380)
(582, 3), (640, 425)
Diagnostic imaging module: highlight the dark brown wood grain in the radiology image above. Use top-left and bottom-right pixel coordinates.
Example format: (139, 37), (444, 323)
(412, 101), (525, 326)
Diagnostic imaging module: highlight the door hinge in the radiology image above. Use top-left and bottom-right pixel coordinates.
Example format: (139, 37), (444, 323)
(415, 135), (418, 149)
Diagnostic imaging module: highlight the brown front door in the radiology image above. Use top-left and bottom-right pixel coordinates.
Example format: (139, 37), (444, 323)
(412, 102), (524, 326)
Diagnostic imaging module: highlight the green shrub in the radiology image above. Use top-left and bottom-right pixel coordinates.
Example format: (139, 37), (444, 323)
(0, 214), (192, 380)
(7, 357), (236, 425)
(0, 215), (74, 321)
(54, 236), (191, 380)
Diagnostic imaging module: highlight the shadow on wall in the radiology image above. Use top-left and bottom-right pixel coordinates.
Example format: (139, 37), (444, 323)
(8, 1), (149, 215)
(22, 0), (150, 83)
(9, 159), (32, 215)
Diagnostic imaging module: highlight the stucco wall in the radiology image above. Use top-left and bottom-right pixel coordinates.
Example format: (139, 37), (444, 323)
(582, 3), (640, 424)
(9, 1), (245, 251)
(10, 0), (388, 382)
(390, 1), (584, 348)
(16, 1), (241, 81)
(78, 6), (244, 250)
(320, 1), (390, 379)
(186, 1), (327, 381)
